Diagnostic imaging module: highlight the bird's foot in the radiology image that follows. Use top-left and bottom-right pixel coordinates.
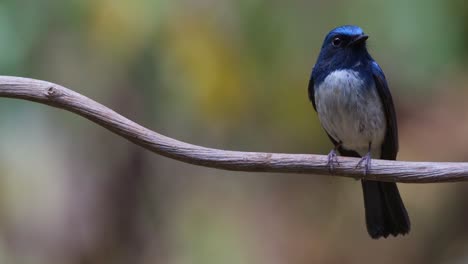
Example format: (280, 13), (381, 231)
(356, 152), (372, 175)
(326, 149), (340, 173)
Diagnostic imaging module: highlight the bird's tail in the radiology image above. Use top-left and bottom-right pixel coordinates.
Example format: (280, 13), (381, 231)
(361, 180), (410, 239)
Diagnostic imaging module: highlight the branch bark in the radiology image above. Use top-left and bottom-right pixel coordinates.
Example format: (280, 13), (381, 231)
(0, 76), (465, 183)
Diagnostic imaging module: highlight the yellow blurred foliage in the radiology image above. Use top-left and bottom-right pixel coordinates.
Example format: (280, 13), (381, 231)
(163, 13), (252, 123)
(88, 0), (161, 61)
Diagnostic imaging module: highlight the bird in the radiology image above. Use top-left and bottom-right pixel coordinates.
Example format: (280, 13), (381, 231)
(308, 25), (410, 239)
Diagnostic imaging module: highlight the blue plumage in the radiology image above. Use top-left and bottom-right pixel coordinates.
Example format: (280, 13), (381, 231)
(329, 25), (364, 36)
(308, 25), (410, 239)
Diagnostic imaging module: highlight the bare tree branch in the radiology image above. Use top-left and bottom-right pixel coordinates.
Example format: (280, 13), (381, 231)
(0, 76), (466, 183)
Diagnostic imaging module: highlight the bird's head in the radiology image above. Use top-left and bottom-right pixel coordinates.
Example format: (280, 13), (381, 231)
(315, 25), (371, 71)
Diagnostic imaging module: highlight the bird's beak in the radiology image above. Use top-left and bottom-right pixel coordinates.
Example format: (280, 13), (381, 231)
(349, 34), (369, 46)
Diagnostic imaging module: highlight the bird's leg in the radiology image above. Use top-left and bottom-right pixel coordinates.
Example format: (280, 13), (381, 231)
(327, 142), (342, 173)
(356, 142), (372, 175)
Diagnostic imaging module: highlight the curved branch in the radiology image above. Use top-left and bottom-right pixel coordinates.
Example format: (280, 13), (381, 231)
(0, 76), (465, 183)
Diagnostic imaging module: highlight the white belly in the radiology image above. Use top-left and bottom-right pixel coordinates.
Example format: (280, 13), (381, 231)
(315, 69), (386, 157)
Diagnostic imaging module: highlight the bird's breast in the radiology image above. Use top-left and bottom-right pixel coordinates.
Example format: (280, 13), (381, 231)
(314, 69), (386, 157)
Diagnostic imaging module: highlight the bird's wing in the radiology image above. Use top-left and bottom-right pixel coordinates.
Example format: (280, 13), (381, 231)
(308, 75), (317, 111)
(371, 61), (398, 160)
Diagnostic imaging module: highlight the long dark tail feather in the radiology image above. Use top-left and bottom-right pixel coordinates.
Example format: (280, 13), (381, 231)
(361, 180), (410, 239)
(334, 145), (410, 238)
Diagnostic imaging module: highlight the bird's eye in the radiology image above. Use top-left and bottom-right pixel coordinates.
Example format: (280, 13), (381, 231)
(332, 37), (342, 47)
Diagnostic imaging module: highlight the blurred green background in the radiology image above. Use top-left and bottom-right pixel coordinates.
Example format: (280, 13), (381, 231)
(0, 0), (468, 263)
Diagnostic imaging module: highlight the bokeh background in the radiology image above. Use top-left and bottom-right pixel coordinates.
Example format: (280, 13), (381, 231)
(0, 0), (467, 263)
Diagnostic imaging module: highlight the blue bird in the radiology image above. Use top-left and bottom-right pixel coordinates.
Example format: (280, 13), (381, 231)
(308, 25), (410, 239)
